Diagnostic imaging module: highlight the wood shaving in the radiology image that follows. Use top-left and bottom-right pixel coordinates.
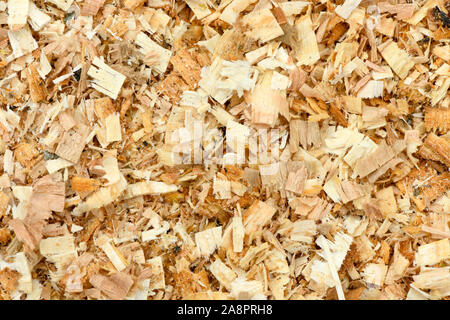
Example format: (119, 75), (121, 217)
(0, 0), (448, 301)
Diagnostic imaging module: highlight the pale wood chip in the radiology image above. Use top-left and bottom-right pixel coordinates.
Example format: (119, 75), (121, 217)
(231, 216), (244, 253)
(285, 166), (307, 194)
(97, 236), (128, 271)
(55, 124), (90, 163)
(88, 57), (126, 100)
(294, 14), (320, 66)
(415, 239), (450, 267)
(46, 0), (74, 11)
(363, 263), (388, 288)
(185, 0), (212, 20)
(243, 200), (276, 237)
(242, 8), (284, 43)
(380, 41), (415, 79)
(135, 32), (172, 74)
(335, 0), (361, 20)
(7, 0), (29, 31)
(195, 226), (222, 257)
(8, 25), (38, 59)
(220, 0), (257, 25)
(209, 259), (237, 291)
(89, 272), (134, 300)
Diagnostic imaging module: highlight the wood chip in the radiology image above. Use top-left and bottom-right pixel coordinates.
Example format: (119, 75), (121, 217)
(242, 8), (284, 43)
(380, 41), (415, 79)
(294, 14), (320, 66)
(7, 0), (29, 31)
(415, 239), (450, 267)
(195, 226), (222, 257)
(88, 57), (126, 100)
(135, 32), (172, 74)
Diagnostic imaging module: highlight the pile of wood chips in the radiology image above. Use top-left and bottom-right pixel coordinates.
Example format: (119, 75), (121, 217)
(0, 0), (449, 300)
